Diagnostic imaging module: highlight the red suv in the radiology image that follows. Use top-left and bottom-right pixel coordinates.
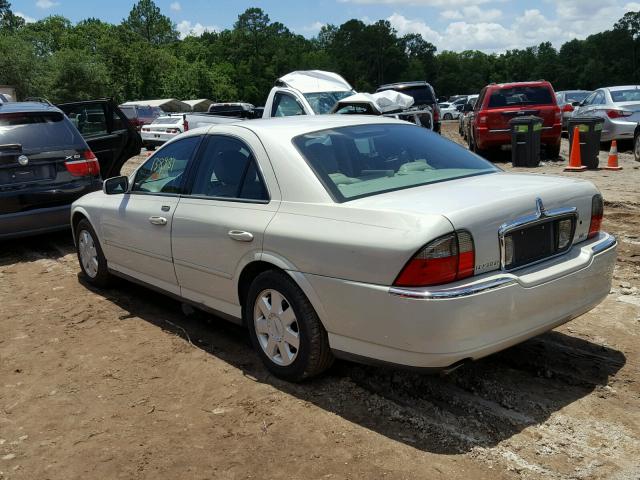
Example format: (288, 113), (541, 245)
(469, 81), (561, 159)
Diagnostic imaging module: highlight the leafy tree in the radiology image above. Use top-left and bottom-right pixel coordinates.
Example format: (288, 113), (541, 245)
(0, 0), (25, 32)
(123, 0), (177, 45)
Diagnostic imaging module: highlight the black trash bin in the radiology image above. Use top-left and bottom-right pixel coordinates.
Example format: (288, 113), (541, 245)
(509, 116), (543, 167)
(567, 116), (605, 169)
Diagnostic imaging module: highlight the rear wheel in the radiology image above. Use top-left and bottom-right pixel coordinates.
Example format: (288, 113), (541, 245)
(75, 219), (111, 287)
(245, 270), (333, 382)
(443, 113), (453, 121)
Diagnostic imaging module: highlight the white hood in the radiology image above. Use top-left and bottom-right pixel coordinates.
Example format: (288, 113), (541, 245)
(278, 70), (353, 93)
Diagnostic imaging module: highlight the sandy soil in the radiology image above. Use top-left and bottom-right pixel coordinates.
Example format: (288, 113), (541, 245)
(1, 123), (639, 479)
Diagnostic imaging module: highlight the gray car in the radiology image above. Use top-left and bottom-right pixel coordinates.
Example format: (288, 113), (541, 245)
(555, 90), (591, 131)
(571, 86), (640, 142)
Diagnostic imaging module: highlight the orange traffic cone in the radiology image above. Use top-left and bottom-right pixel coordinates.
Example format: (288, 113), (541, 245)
(565, 126), (587, 171)
(604, 140), (622, 170)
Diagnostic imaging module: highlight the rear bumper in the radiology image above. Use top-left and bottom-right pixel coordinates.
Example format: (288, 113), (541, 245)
(476, 124), (561, 149)
(141, 132), (178, 146)
(601, 118), (636, 142)
(0, 204), (72, 239)
(299, 232), (616, 369)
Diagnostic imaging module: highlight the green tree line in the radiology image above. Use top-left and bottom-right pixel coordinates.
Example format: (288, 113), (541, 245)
(1, 0), (639, 104)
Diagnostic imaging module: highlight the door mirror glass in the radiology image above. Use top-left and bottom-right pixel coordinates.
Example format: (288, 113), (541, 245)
(103, 175), (129, 195)
(571, 101), (581, 107)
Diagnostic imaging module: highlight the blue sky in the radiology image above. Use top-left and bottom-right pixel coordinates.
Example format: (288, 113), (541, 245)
(11, 0), (640, 52)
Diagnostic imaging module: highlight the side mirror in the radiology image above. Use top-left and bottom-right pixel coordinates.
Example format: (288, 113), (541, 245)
(103, 175), (129, 195)
(571, 101), (581, 107)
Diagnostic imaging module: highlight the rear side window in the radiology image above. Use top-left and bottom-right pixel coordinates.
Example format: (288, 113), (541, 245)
(0, 112), (85, 150)
(488, 86), (554, 108)
(272, 93), (305, 117)
(293, 123), (497, 202)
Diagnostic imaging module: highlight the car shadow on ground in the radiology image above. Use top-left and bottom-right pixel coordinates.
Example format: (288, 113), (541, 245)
(0, 230), (75, 267)
(85, 276), (627, 455)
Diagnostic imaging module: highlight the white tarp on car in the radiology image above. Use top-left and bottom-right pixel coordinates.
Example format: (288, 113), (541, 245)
(332, 91), (415, 114)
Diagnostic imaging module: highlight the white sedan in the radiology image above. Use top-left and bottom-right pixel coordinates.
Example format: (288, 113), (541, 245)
(438, 102), (462, 120)
(71, 116), (616, 381)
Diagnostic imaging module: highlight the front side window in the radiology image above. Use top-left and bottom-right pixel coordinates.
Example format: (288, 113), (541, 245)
(272, 93), (305, 117)
(62, 103), (108, 136)
(132, 136), (200, 194)
(293, 124), (497, 202)
(189, 136), (268, 201)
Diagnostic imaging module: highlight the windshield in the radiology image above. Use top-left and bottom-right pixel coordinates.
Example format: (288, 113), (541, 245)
(304, 91), (355, 114)
(0, 112), (85, 150)
(565, 91), (590, 103)
(293, 123), (497, 202)
(488, 86), (553, 108)
(611, 89), (640, 102)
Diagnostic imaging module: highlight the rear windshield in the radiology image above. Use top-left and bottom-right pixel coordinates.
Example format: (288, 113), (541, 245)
(152, 117), (181, 124)
(303, 91), (355, 114)
(611, 89), (640, 102)
(488, 86), (554, 108)
(381, 86), (435, 106)
(0, 111), (85, 150)
(293, 123), (497, 202)
(565, 91), (590, 103)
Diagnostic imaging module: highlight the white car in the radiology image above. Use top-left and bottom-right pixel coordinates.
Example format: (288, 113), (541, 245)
(263, 70), (355, 118)
(141, 115), (185, 150)
(71, 116), (616, 381)
(438, 102), (462, 120)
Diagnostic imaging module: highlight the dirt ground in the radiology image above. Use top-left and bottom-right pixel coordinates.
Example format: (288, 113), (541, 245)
(1, 122), (639, 480)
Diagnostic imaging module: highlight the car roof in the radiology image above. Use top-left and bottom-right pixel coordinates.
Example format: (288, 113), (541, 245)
(377, 81), (432, 90)
(0, 101), (63, 114)
(489, 81), (551, 89)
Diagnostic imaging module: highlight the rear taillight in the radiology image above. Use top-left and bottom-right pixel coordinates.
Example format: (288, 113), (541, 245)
(65, 150), (100, 177)
(606, 109), (632, 119)
(588, 194), (603, 239)
(141, 127), (150, 132)
(562, 104), (574, 113)
(393, 231), (475, 287)
(433, 108), (439, 123)
(554, 107), (562, 121)
(166, 128), (180, 134)
(183, 115), (189, 132)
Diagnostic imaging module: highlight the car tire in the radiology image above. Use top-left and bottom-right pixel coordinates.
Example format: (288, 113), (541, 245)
(75, 219), (111, 288)
(443, 113), (452, 121)
(546, 143), (561, 160)
(245, 270), (333, 382)
(635, 135), (640, 163)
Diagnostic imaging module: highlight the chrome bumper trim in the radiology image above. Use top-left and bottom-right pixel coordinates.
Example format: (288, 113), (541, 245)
(389, 232), (616, 300)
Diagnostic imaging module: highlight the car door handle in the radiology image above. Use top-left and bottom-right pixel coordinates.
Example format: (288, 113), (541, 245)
(228, 230), (254, 242)
(149, 216), (167, 225)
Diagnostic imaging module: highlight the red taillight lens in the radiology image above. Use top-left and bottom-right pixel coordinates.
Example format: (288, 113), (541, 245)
(433, 108), (439, 122)
(65, 150), (100, 177)
(183, 115), (189, 132)
(588, 194), (603, 239)
(562, 103), (574, 113)
(393, 231), (475, 287)
(606, 109), (632, 119)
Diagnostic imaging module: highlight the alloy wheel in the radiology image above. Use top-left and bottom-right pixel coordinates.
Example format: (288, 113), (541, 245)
(78, 229), (99, 278)
(253, 289), (300, 366)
